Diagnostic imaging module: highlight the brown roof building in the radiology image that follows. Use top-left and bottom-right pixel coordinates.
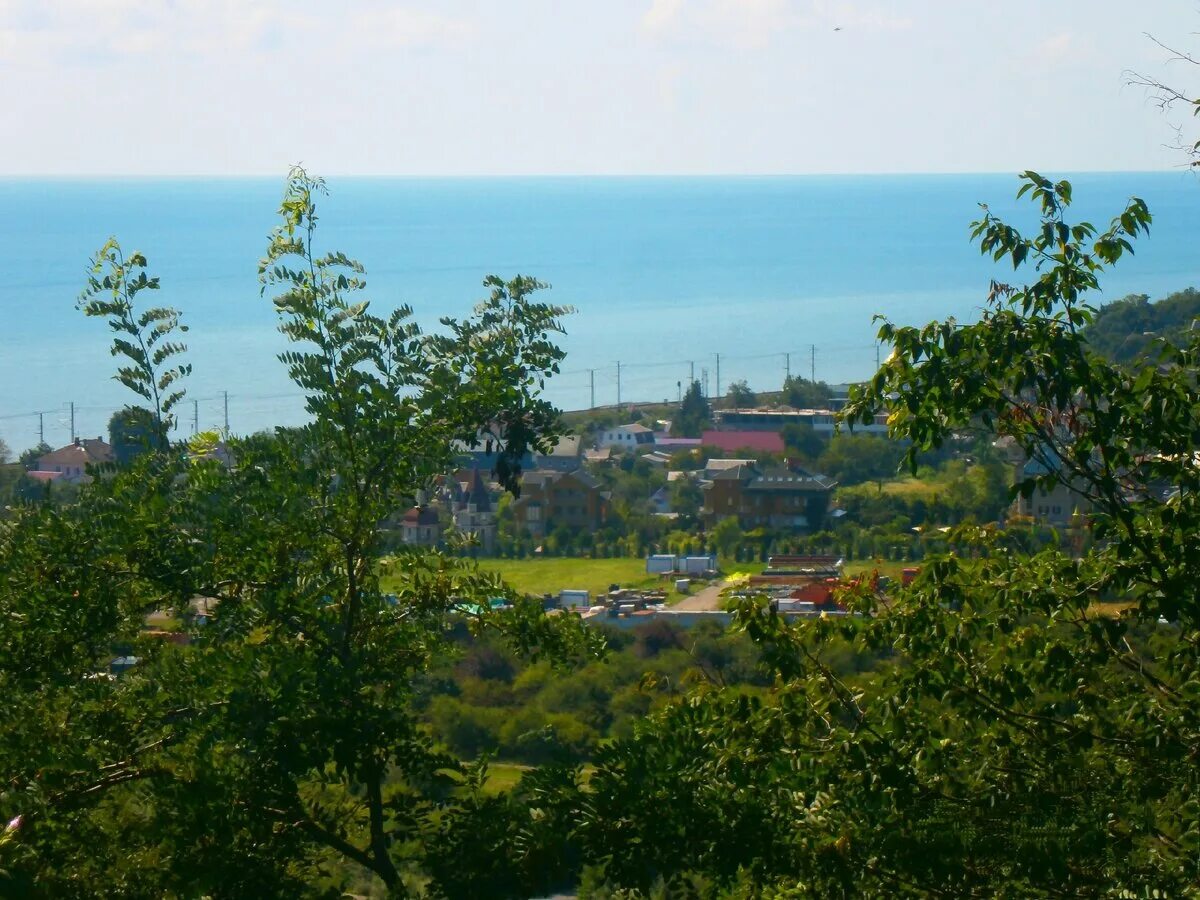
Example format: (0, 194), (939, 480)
(702, 463), (835, 531)
(34, 438), (114, 484)
(509, 469), (610, 538)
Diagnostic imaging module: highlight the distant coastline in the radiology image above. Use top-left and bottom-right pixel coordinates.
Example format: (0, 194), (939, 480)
(2, 171), (1198, 450)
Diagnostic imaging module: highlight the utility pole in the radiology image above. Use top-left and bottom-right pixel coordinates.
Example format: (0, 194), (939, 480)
(677, 381), (682, 404)
(616, 361), (622, 408)
(222, 390), (230, 437)
(810, 344), (816, 385)
(689, 360), (695, 386)
(875, 342), (881, 370)
(38, 411), (44, 446)
(69, 401), (75, 442)
(192, 399), (199, 434)
(589, 370), (595, 410)
(715, 353), (721, 401)
(785, 352), (791, 381)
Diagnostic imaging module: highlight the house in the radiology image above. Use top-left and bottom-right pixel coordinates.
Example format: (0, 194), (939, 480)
(700, 430), (785, 455)
(597, 423), (655, 451)
(1010, 454), (1089, 529)
(702, 462), (835, 530)
(400, 506), (442, 546)
(446, 468), (497, 552)
(533, 434), (585, 472)
(703, 458), (757, 479)
(509, 469), (610, 538)
(643, 450), (672, 466)
(32, 437), (114, 483)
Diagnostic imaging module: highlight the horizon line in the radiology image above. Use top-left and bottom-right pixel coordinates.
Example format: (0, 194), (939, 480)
(0, 166), (1186, 181)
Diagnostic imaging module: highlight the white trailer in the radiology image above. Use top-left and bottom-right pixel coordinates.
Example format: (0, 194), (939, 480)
(646, 554), (678, 574)
(559, 589), (591, 609)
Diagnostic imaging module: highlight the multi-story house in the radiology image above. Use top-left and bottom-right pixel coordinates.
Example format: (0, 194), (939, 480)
(597, 423), (655, 452)
(446, 468), (497, 552)
(702, 462), (835, 530)
(509, 469), (609, 538)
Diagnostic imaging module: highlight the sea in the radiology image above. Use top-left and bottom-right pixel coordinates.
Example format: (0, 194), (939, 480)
(2, 172), (1199, 452)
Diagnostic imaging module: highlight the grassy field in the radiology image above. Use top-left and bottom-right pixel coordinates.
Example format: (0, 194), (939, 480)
(844, 559), (915, 580)
(418, 557), (692, 603)
(482, 762), (528, 795)
(482, 762), (595, 795)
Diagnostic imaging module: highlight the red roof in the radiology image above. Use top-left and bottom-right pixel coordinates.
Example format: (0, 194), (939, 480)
(700, 430), (784, 454)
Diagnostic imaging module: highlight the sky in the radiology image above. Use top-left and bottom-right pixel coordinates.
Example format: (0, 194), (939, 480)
(0, 1), (1197, 175)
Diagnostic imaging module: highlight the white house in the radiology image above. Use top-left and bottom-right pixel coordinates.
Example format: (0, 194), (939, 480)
(597, 423), (655, 451)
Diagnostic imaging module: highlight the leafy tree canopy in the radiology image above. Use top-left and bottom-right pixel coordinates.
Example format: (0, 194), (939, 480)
(1082, 286), (1200, 363)
(562, 173), (1200, 896)
(726, 379), (756, 408)
(675, 379), (711, 438)
(0, 168), (601, 897)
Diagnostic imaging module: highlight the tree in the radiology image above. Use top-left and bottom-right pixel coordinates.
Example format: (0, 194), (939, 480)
(0, 437), (9, 465)
(726, 379), (756, 408)
(817, 432), (903, 489)
(674, 379), (711, 438)
(782, 374), (833, 409)
(781, 420), (826, 463)
(0, 168), (600, 896)
(78, 239), (191, 450)
(710, 515), (742, 561)
(1082, 287), (1200, 364)
(108, 407), (158, 465)
(569, 173), (1200, 895)
(1125, 31), (1200, 166)
(667, 475), (703, 519)
(17, 443), (50, 470)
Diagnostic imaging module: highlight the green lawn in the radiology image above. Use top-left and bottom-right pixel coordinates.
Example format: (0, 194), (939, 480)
(844, 559), (915, 580)
(482, 762), (529, 795)
(468, 557), (677, 601)
(482, 761), (596, 795)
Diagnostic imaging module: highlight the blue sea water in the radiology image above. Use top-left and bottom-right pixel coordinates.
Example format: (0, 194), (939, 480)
(1, 172), (1198, 452)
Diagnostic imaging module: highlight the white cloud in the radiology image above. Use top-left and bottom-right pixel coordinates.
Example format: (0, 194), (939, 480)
(349, 6), (476, 50)
(0, 1), (476, 65)
(656, 60), (685, 106)
(811, 0), (911, 32)
(641, 0), (685, 36)
(1025, 32), (1090, 70)
(638, 0), (907, 50)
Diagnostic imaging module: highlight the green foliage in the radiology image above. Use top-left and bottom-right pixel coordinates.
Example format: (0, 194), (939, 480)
(726, 379), (757, 408)
(108, 407), (158, 466)
(1082, 286), (1200, 364)
(78, 239), (190, 447)
(572, 173), (1200, 896)
(817, 433), (904, 488)
(780, 421), (825, 463)
(675, 379), (712, 438)
(781, 375), (832, 409)
(0, 168), (603, 896)
(710, 516), (742, 560)
(17, 442), (49, 470)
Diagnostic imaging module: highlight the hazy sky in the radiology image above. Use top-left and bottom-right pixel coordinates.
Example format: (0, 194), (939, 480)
(1, 1), (1197, 175)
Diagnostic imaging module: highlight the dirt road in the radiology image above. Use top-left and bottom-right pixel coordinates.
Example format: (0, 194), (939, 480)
(672, 580), (727, 611)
